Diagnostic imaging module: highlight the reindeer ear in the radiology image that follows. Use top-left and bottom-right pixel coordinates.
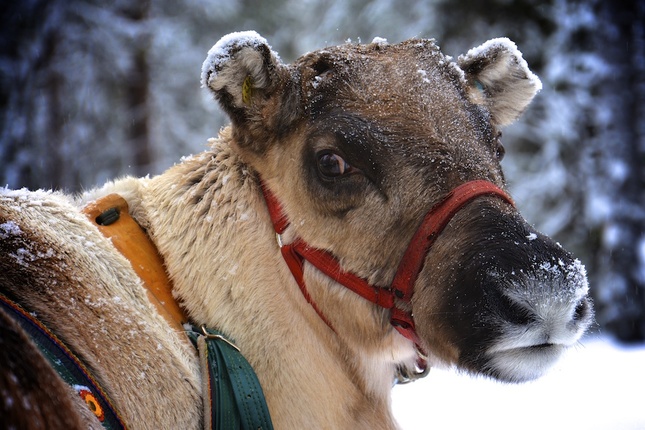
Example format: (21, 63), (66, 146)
(201, 31), (298, 151)
(458, 38), (542, 126)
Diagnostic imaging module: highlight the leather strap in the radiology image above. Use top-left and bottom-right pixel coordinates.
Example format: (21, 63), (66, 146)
(84, 194), (275, 428)
(388, 180), (514, 344)
(391, 180), (515, 303)
(261, 179), (514, 375)
(189, 327), (274, 430)
(82, 194), (189, 333)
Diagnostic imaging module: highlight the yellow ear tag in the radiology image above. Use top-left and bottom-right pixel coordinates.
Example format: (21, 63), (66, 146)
(242, 76), (253, 105)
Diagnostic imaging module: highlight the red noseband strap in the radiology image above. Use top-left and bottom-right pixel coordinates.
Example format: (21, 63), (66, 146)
(389, 180), (515, 341)
(262, 180), (514, 357)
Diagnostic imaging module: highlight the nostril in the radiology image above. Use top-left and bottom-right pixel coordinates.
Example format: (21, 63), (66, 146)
(573, 298), (589, 322)
(499, 294), (537, 326)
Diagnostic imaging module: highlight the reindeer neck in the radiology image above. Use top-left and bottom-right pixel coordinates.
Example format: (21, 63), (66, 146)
(134, 132), (399, 428)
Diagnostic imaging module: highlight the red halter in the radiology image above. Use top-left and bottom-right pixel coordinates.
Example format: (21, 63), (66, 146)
(262, 180), (514, 365)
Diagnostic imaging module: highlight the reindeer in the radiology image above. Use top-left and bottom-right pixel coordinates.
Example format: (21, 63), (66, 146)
(0, 31), (592, 429)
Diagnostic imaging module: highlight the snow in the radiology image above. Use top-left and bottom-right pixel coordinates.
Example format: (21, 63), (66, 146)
(417, 69), (431, 84)
(311, 75), (324, 89)
(0, 220), (22, 239)
(392, 336), (645, 430)
(200, 30), (276, 89)
(459, 37), (543, 92)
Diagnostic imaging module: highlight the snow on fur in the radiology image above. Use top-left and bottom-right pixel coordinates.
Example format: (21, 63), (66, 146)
(460, 37), (543, 91)
(201, 30), (277, 89)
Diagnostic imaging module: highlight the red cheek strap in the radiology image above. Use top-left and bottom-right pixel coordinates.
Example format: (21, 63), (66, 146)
(262, 180), (514, 368)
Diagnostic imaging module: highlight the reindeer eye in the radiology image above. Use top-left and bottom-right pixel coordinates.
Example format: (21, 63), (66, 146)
(495, 133), (505, 161)
(496, 143), (506, 161)
(317, 151), (352, 178)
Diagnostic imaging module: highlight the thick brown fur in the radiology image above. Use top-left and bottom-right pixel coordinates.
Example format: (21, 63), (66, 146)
(0, 190), (201, 429)
(1, 32), (591, 429)
(0, 307), (91, 430)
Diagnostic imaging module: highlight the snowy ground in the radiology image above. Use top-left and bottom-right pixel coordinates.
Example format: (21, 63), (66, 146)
(392, 335), (645, 430)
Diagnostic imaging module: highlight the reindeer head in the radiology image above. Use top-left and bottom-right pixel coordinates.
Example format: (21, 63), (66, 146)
(202, 32), (592, 383)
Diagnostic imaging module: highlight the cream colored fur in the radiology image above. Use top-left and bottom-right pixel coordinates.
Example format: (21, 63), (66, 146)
(95, 130), (417, 429)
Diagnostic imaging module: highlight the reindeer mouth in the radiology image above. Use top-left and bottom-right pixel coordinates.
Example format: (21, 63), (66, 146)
(484, 341), (568, 383)
(472, 261), (593, 383)
(528, 342), (556, 350)
(499, 342), (566, 355)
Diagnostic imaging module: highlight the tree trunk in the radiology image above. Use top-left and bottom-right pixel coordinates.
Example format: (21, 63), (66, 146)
(594, 0), (645, 342)
(121, 1), (152, 177)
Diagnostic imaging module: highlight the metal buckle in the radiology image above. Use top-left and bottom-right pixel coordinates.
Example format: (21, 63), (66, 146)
(200, 325), (240, 352)
(394, 347), (430, 384)
(395, 361), (429, 384)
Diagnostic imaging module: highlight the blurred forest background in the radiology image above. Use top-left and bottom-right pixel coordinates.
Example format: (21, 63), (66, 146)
(1, 0), (644, 342)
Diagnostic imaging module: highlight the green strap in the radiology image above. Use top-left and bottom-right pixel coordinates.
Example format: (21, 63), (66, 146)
(190, 327), (274, 430)
(0, 293), (126, 429)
